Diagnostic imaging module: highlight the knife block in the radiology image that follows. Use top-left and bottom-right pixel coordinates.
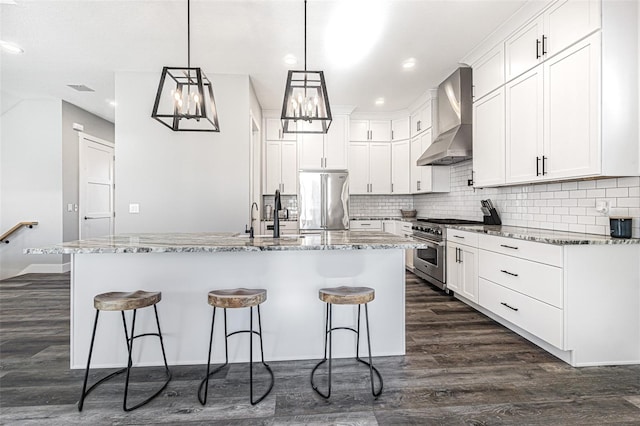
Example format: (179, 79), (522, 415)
(483, 208), (502, 225)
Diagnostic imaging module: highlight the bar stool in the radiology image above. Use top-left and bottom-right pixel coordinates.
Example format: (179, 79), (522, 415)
(78, 290), (171, 412)
(198, 288), (274, 405)
(311, 286), (383, 399)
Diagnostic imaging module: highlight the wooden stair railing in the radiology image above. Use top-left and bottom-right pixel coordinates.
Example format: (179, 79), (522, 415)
(1, 221), (38, 244)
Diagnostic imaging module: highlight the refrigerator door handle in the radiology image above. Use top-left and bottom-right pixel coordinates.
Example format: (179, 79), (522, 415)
(321, 174), (327, 228)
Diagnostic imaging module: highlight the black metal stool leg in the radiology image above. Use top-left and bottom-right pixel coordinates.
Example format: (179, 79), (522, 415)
(120, 307), (172, 411)
(198, 308), (232, 405)
(122, 309), (138, 410)
(311, 303), (333, 398)
(312, 302), (383, 399)
(249, 304), (274, 405)
(355, 303), (383, 398)
(78, 310), (100, 411)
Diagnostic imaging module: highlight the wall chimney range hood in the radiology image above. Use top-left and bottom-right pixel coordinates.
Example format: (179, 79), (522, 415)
(417, 67), (473, 166)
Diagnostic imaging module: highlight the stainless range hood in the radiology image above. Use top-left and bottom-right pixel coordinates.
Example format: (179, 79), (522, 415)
(417, 67), (473, 166)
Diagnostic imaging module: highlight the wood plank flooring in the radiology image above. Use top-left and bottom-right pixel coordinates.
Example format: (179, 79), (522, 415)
(1, 271), (639, 425)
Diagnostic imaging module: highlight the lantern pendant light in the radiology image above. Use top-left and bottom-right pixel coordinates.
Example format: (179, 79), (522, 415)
(281, 0), (332, 134)
(152, 0), (220, 132)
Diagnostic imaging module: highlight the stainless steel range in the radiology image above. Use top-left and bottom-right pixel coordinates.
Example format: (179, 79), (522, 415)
(412, 218), (483, 291)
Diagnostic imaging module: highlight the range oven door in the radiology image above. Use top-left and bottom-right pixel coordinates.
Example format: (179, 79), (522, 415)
(413, 238), (445, 286)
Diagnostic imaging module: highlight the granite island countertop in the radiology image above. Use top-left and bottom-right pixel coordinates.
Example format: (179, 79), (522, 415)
(25, 231), (428, 255)
(448, 224), (640, 245)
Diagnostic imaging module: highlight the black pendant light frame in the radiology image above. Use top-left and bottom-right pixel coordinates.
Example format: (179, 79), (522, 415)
(281, 0), (332, 134)
(152, 0), (220, 132)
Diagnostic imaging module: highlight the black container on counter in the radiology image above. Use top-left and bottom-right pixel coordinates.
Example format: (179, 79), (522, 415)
(610, 217), (632, 238)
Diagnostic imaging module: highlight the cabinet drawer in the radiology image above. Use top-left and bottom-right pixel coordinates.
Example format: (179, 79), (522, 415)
(350, 220), (382, 230)
(479, 278), (563, 349)
(478, 234), (562, 266)
(479, 250), (563, 308)
(264, 221), (299, 233)
(447, 229), (479, 247)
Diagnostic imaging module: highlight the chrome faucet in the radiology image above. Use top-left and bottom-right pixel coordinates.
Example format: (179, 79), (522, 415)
(273, 189), (282, 238)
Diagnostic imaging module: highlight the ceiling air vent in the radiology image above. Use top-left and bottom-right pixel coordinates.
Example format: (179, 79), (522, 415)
(67, 84), (95, 92)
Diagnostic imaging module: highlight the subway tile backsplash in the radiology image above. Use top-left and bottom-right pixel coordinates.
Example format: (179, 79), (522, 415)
(352, 161), (640, 238)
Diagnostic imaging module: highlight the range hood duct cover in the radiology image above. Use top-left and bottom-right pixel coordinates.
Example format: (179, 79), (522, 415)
(417, 67), (473, 166)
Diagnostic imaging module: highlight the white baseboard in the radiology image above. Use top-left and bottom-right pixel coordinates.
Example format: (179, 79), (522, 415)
(18, 262), (69, 276)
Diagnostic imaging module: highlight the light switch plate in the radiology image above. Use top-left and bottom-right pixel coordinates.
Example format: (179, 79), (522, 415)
(129, 203), (140, 214)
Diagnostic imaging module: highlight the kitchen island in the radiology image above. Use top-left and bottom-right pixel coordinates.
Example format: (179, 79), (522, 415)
(27, 231), (426, 369)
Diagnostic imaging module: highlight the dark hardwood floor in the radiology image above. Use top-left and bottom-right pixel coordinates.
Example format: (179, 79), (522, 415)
(1, 271), (639, 425)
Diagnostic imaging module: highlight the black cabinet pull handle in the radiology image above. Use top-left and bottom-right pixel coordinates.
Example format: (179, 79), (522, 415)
(501, 269), (519, 277)
(542, 35), (548, 55)
(542, 156), (547, 175)
(453, 235), (465, 239)
(500, 244), (519, 250)
(501, 302), (519, 312)
(536, 156), (540, 176)
(536, 38), (541, 59)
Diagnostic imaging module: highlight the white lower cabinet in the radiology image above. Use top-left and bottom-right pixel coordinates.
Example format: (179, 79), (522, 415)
(261, 221), (299, 235)
(456, 231), (640, 367)
(350, 220), (382, 231)
(446, 230), (478, 303)
(478, 277), (563, 348)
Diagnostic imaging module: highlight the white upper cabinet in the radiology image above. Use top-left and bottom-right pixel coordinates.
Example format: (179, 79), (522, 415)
(350, 120), (392, 142)
(265, 118), (297, 141)
(506, 65), (544, 184)
(391, 140), (410, 194)
(391, 117), (410, 141)
(473, 87), (505, 187)
(472, 43), (505, 101)
(410, 103), (432, 138)
(410, 130), (451, 194)
(505, 0), (600, 82)
(325, 115), (348, 169)
(544, 0), (600, 58)
(348, 142), (391, 194)
(265, 140), (297, 195)
(506, 33), (600, 184)
(299, 115), (348, 169)
(543, 33), (600, 180)
(505, 16), (544, 82)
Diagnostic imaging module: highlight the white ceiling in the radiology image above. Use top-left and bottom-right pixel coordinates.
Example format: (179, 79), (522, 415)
(0, 0), (527, 123)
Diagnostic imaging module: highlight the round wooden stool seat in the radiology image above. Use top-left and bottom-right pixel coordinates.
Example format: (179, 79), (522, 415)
(93, 290), (161, 311)
(319, 286), (375, 305)
(208, 288), (267, 309)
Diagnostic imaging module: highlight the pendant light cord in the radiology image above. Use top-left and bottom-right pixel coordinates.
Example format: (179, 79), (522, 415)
(304, 0), (307, 71)
(187, 0), (191, 69)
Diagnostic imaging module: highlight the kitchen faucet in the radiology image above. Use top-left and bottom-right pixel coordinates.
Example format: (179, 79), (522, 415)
(273, 189), (282, 238)
(246, 202), (259, 238)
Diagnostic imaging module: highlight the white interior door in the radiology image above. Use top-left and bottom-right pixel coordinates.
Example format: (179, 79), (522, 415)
(79, 133), (114, 239)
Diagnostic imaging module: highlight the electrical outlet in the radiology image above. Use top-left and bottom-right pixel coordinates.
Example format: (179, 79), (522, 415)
(467, 179), (474, 186)
(67, 204), (73, 212)
(129, 203), (140, 214)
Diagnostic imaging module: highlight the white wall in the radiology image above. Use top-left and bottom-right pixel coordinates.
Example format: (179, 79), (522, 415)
(0, 99), (64, 279)
(114, 72), (252, 233)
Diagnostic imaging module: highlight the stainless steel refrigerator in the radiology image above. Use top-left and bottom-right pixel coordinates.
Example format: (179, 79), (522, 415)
(299, 170), (349, 231)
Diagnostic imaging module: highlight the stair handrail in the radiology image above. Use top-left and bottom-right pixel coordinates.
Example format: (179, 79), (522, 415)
(1, 221), (39, 244)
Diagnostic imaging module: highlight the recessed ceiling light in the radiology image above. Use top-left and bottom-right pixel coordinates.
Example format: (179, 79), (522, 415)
(283, 54), (297, 66)
(0, 40), (24, 54)
(375, 98), (385, 106)
(402, 58), (416, 70)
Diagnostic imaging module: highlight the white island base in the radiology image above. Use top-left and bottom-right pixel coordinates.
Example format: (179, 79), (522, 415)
(70, 249), (405, 369)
